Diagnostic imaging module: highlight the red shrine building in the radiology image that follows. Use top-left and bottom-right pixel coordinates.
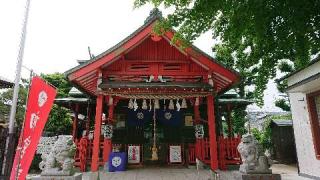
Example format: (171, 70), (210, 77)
(64, 9), (245, 172)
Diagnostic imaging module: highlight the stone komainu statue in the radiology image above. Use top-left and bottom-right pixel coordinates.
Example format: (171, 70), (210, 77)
(39, 135), (76, 176)
(237, 134), (272, 174)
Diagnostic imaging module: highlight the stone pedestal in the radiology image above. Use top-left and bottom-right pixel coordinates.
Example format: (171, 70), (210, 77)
(30, 173), (82, 180)
(242, 174), (281, 180)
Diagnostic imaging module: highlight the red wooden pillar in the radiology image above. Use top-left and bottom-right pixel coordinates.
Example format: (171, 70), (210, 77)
(91, 95), (104, 171)
(103, 96), (115, 163)
(207, 95), (218, 170)
(103, 139), (112, 163)
(194, 103), (200, 124)
(194, 97), (202, 159)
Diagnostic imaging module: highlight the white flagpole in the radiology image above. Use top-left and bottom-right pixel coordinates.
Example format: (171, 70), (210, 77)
(8, 0), (31, 134)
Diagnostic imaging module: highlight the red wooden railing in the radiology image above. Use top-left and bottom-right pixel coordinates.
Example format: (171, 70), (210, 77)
(75, 136), (242, 171)
(188, 143), (196, 164)
(187, 136), (241, 170)
(218, 135), (242, 170)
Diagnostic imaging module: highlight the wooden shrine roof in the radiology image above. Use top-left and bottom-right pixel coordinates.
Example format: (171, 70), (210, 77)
(65, 9), (240, 96)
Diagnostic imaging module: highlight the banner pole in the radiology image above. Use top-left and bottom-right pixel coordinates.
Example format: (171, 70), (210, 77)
(14, 70), (33, 180)
(5, 0), (31, 178)
(8, 0), (31, 133)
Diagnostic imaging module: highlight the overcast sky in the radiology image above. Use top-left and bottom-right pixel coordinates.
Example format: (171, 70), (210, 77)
(0, 0), (283, 112)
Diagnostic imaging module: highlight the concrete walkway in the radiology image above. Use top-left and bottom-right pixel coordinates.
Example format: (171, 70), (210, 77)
(82, 164), (310, 180)
(82, 167), (214, 180)
(28, 164), (311, 180)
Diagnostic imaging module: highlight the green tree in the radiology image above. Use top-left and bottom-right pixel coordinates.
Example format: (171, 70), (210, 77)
(135, 0), (320, 105)
(41, 73), (72, 98)
(41, 73), (73, 134)
(0, 80), (28, 128)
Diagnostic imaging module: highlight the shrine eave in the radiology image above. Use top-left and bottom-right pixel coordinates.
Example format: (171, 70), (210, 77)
(64, 9), (241, 96)
(99, 81), (213, 90)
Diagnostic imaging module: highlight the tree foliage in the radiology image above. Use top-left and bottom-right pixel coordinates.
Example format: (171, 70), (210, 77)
(0, 73), (73, 135)
(0, 79), (28, 127)
(41, 73), (73, 135)
(41, 73), (72, 98)
(135, 0), (320, 105)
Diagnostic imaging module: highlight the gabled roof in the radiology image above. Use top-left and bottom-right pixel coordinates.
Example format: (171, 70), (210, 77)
(0, 76), (14, 89)
(65, 9), (163, 77)
(271, 119), (293, 127)
(65, 8), (240, 95)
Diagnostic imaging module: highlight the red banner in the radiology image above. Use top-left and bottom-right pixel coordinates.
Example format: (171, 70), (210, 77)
(10, 76), (57, 180)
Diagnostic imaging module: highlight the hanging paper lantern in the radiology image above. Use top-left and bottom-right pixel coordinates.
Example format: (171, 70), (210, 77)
(128, 99), (134, 109)
(176, 99), (181, 112)
(195, 97), (200, 106)
(195, 124), (204, 139)
(102, 124), (113, 139)
(169, 99), (174, 110)
(133, 99), (138, 111)
(142, 99), (148, 110)
(181, 98), (187, 109)
(154, 99), (160, 109)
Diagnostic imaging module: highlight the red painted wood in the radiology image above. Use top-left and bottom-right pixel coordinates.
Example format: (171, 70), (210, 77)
(103, 139), (112, 163)
(188, 144), (196, 164)
(69, 23), (154, 81)
(306, 91), (320, 158)
(91, 95), (103, 171)
(79, 137), (89, 172)
(67, 19), (240, 94)
(207, 95), (218, 170)
(218, 135), (241, 170)
(164, 31), (239, 85)
(194, 104), (200, 124)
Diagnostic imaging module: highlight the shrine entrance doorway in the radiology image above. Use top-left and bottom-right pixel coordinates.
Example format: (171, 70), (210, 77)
(112, 99), (189, 166)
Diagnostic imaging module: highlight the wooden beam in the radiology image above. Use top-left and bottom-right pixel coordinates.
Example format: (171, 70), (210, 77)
(99, 81), (213, 90)
(122, 59), (190, 63)
(207, 95), (218, 170)
(91, 95), (103, 171)
(103, 71), (207, 76)
(68, 23), (153, 81)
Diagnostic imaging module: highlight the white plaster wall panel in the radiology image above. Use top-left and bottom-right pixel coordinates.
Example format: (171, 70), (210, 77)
(289, 93), (320, 177)
(288, 61), (320, 87)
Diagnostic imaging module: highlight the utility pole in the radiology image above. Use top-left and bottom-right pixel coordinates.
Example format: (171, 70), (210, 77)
(4, 0), (31, 176)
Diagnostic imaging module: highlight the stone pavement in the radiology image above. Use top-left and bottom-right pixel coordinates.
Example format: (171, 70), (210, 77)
(82, 164), (311, 180)
(82, 167), (214, 180)
(29, 164), (311, 180)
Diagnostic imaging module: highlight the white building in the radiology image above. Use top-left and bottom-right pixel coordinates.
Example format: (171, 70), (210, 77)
(280, 57), (320, 179)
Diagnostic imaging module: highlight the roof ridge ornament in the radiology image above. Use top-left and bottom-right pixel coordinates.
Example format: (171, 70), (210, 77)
(144, 8), (162, 23)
